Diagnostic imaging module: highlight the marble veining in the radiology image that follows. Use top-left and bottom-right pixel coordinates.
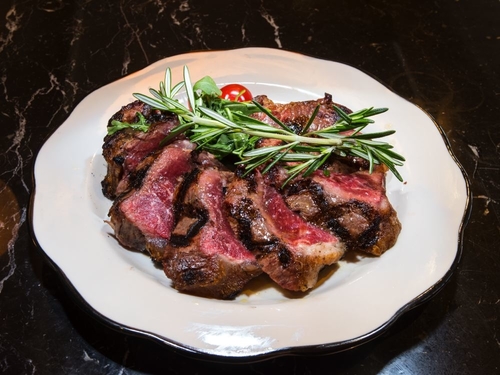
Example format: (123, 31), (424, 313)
(259, 5), (282, 48)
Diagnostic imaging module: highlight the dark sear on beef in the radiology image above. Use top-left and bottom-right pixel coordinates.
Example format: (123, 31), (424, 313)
(102, 95), (402, 299)
(102, 100), (181, 200)
(162, 165), (262, 299)
(252, 93), (352, 133)
(107, 140), (196, 261)
(224, 169), (345, 292)
(281, 161), (401, 256)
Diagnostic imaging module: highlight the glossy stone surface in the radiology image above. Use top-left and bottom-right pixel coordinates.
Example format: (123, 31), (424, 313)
(1, 0), (499, 373)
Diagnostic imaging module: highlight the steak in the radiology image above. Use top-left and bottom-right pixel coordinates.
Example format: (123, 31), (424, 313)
(224, 169), (345, 292)
(252, 93), (352, 133)
(107, 140), (196, 261)
(102, 94), (401, 299)
(102, 100), (181, 199)
(163, 166), (262, 299)
(282, 161), (401, 256)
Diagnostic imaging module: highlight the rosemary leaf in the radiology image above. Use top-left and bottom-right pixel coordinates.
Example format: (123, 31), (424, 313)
(130, 66), (405, 183)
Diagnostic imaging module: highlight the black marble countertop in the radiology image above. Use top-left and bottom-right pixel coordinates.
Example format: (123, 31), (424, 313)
(1, 0), (499, 374)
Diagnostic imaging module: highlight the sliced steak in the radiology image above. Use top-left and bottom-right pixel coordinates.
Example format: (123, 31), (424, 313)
(163, 167), (261, 300)
(103, 93), (402, 299)
(107, 140), (196, 261)
(102, 100), (180, 199)
(283, 163), (401, 256)
(225, 169), (345, 292)
(253, 93), (352, 133)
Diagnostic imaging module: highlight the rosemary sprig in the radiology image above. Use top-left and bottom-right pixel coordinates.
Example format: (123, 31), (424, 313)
(107, 112), (149, 135)
(128, 66), (405, 184)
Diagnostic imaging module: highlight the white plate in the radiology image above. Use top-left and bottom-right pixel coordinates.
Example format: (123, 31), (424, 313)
(31, 48), (470, 360)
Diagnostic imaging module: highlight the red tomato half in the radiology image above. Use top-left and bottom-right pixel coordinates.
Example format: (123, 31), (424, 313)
(220, 84), (253, 102)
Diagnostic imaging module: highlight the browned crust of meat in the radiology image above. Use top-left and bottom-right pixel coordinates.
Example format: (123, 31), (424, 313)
(102, 100), (180, 199)
(224, 170), (345, 292)
(162, 166), (261, 299)
(252, 93), (351, 132)
(163, 250), (261, 299)
(107, 140), (196, 261)
(282, 164), (401, 257)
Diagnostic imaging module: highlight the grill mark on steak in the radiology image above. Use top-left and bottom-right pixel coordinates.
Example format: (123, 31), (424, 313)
(226, 196), (278, 253)
(283, 168), (401, 256)
(252, 93), (352, 133)
(169, 168), (209, 247)
(168, 207), (208, 248)
(225, 170), (345, 292)
(102, 100), (181, 199)
(107, 140), (196, 261)
(286, 179), (382, 249)
(162, 167), (262, 299)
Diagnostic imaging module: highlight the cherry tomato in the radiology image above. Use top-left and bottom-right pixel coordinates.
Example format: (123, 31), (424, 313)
(220, 84), (253, 102)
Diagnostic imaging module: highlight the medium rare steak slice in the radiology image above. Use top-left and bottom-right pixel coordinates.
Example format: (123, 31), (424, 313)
(283, 163), (401, 256)
(225, 169), (345, 292)
(252, 93), (352, 133)
(107, 140), (196, 261)
(163, 167), (261, 299)
(102, 100), (180, 199)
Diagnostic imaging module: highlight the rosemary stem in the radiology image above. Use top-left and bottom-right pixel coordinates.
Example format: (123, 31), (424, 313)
(182, 115), (228, 128)
(182, 114), (345, 147)
(245, 131), (344, 146)
(125, 66), (404, 183)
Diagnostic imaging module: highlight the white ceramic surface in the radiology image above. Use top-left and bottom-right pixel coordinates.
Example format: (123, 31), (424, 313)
(31, 48), (469, 359)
